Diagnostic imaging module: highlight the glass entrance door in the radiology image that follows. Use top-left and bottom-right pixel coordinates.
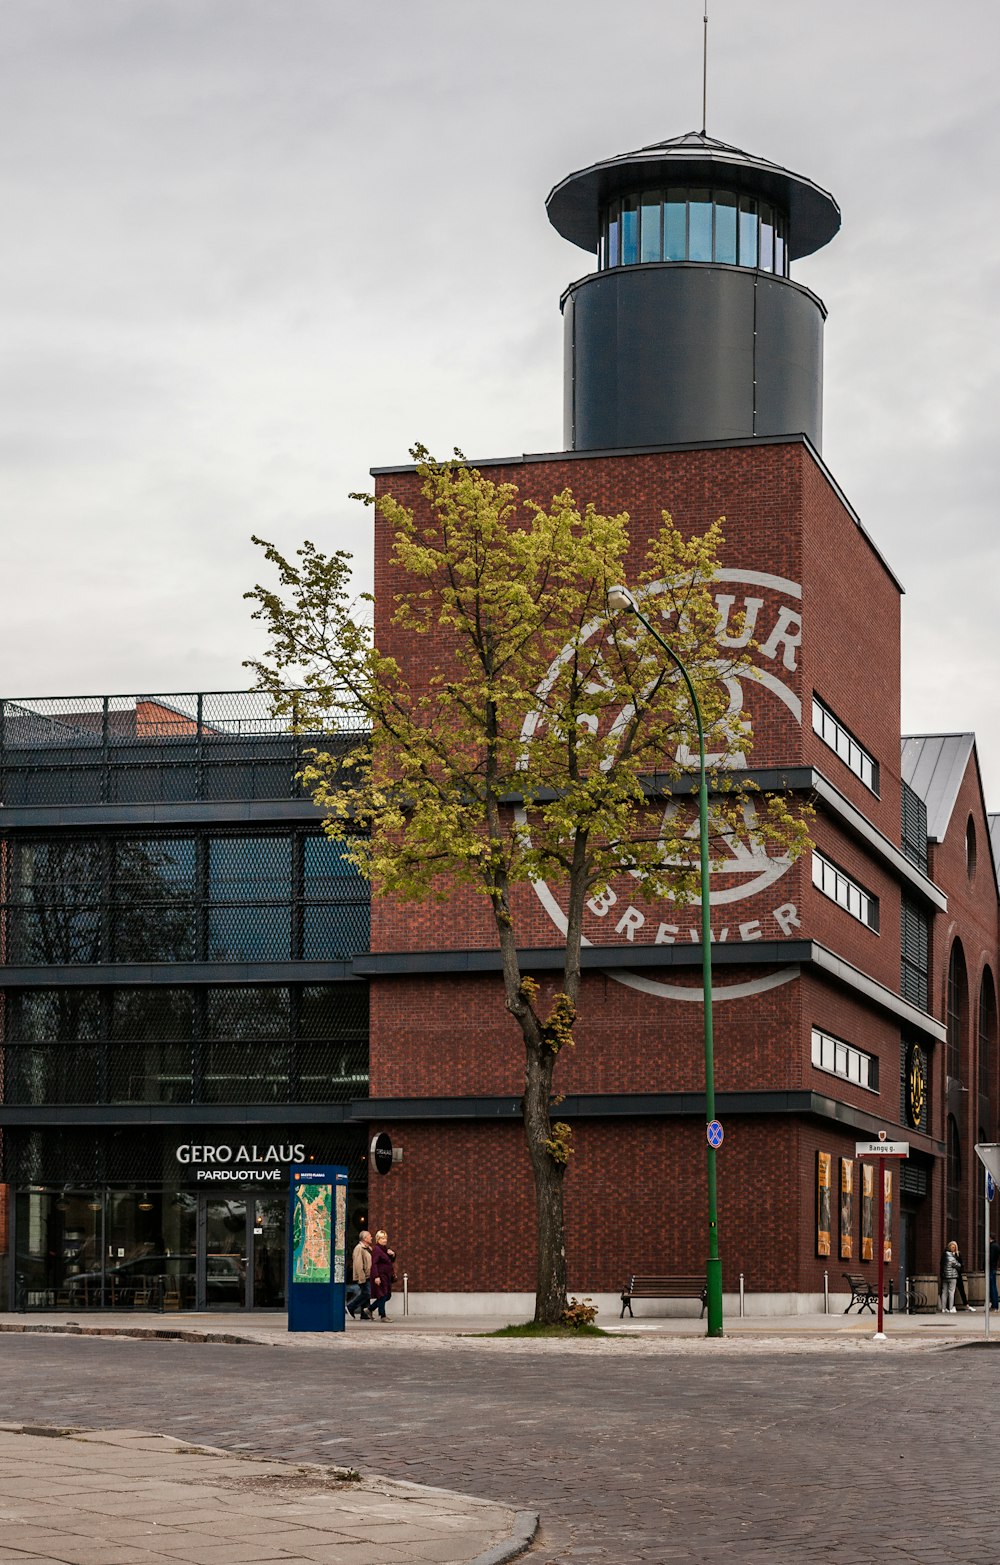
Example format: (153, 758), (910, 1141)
(202, 1197), (247, 1308)
(252, 1196), (287, 1308)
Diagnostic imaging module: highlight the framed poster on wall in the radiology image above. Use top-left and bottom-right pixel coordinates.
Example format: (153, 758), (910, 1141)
(840, 1157), (854, 1260)
(817, 1151), (832, 1257)
(861, 1163), (874, 1261)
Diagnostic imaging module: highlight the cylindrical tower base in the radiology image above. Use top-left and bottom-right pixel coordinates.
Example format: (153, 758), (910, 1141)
(562, 263), (825, 452)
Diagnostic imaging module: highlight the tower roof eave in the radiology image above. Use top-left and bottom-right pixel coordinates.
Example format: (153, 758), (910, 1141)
(545, 129), (841, 260)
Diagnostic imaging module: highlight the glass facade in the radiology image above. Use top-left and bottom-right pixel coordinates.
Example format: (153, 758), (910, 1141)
(5, 1126), (368, 1310)
(599, 187), (789, 275)
(0, 692), (374, 1311)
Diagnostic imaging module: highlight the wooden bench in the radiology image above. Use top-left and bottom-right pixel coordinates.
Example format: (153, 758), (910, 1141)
(620, 1274), (707, 1319)
(842, 1272), (878, 1314)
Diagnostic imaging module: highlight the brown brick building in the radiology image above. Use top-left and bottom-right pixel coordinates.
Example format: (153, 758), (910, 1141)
(360, 131), (1000, 1313)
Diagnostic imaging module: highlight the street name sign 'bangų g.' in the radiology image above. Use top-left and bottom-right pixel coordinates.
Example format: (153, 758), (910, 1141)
(855, 1141), (909, 1158)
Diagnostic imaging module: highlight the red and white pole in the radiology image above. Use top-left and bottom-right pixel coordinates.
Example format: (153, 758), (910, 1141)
(875, 1167), (886, 1338)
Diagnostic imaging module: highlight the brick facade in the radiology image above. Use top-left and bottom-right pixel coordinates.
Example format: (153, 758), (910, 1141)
(367, 436), (999, 1305)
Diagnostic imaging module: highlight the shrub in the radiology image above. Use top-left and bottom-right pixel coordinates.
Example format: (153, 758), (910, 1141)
(561, 1296), (598, 1328)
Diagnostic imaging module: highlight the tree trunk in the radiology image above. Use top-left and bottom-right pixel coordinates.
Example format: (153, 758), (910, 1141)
(522, 1033), (568, 1323)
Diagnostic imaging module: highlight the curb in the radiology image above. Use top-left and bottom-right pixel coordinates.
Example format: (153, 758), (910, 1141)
(469, 1509), (539, 1564)
(0, 1322), (261, 1346)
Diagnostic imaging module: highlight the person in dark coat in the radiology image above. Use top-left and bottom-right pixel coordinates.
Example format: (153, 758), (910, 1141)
(369, 1230), (396, 1322)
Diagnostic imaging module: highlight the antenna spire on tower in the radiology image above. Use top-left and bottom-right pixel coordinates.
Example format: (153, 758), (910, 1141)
(702, 3), (709, 135)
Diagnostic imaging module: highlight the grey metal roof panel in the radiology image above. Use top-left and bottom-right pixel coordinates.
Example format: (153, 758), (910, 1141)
(900, 733), (975, 841)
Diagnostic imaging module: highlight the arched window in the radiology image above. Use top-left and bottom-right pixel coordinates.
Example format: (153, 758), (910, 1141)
(947, 1115), (962, 1242)
(967, 816), (978, 879)
(979, 969), (997, 1102)
(947, 940), (968, 1081)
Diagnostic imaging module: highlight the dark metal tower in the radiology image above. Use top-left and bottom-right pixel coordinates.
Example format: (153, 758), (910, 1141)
(546, 131), (840, 453)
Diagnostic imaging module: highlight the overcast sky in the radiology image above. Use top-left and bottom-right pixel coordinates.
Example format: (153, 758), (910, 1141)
(2, 1), (999, 787)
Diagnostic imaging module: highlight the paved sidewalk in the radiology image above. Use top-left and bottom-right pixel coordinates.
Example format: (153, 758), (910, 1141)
(0, 1425), (537, 1565)
(0, 1304), (997, 1348)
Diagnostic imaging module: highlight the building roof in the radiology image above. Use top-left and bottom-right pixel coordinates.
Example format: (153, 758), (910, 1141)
(545, 129), (841, 259)
(900, 733), (976, 841)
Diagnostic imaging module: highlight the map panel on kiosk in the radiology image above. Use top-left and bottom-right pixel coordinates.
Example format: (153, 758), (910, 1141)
(287, 1165), (348, 1332)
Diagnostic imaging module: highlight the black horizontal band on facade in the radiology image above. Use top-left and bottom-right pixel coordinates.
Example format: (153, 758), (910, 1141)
(369, 1089), (942, 1154)
(0, 961), (358, 987)
(0, 801), (325, 830)
(0, 1102), (359, 1128)
(0, 1090), (942, 1157)
(497, 766), (814, 805)
(353, 941), (810, 974)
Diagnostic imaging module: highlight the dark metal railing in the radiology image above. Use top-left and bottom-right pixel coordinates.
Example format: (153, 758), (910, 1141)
(0, 692), (368, 807)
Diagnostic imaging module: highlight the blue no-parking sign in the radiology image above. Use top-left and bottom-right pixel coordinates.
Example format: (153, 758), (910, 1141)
(707, 1119), (724, 1149)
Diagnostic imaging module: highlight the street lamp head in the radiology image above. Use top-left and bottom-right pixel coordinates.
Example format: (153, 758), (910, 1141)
(607, 585), (636, 615)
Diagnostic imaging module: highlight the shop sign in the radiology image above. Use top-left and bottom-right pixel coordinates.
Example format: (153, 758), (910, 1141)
(370, 1132), (394, 1175)
(175, 1142), (307, 1184)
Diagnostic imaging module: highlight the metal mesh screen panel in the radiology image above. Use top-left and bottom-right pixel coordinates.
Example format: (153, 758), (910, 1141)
(1, 983), (367, 1106)
(0, 829), (370, 962)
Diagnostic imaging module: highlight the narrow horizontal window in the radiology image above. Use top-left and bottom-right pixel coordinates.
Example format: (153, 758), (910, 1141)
(812, 850), (879, 931)
(811, 696), (879, 794)
(811, 1026), (877, 1091)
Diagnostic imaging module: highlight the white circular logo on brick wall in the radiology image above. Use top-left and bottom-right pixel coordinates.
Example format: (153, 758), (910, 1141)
(518, 568), (803, 1003)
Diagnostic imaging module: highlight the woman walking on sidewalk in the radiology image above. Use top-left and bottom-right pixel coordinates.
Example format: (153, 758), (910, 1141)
(370, 1230), (396, 1321)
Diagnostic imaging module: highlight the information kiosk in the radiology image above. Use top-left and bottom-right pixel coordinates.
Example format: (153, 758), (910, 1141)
(287, 1164), (348, 1332)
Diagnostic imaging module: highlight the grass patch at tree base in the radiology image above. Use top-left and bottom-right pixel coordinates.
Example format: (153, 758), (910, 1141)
(479, 1321), (611, 1338)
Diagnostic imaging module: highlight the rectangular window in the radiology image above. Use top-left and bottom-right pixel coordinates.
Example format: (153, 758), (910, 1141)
(759, 202), (774, 270)
(714, 192), (737, 263)
(738, 195), (758, 266)
(606, 200), (620, 267)
(664, 191), (686, 260)
(621, 196), (639, 265)
(811, 696), (879, 793)
(812, 850), (879, 931)
(811, 1026), (877, 1091)
(688, 190), (713, 261)
(640, 192), (662, 262)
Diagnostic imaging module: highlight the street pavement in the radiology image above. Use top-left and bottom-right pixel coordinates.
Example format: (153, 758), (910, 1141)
(0, 1424), (532, 1565)
(0, 1314), (998, 1563)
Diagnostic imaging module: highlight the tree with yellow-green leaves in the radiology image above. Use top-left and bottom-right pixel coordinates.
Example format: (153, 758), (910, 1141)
(246, 448), (809, 1325)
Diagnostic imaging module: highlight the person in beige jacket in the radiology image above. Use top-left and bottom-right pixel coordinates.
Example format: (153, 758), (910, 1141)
(347, 1230), (372, 1319)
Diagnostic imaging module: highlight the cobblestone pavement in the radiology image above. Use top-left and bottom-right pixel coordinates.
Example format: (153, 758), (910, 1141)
(1, 1332), (996, 1563)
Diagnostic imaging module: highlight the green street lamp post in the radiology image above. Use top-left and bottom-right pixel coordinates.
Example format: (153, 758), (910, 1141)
(607, 584), (723, 1336)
